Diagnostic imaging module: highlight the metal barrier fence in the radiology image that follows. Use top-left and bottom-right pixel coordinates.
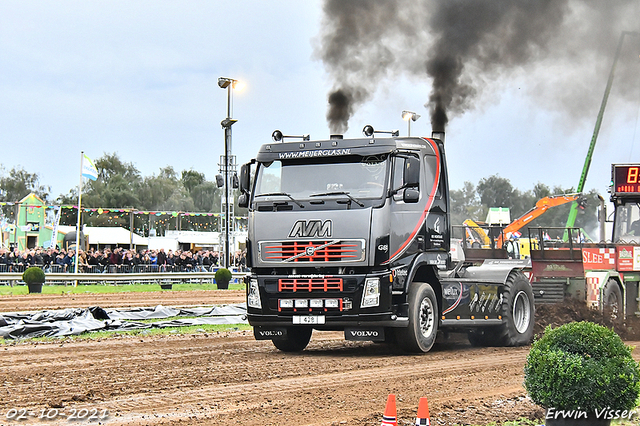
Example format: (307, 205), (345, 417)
(0, 264), (236, 274)
(0, 265), (248, 286)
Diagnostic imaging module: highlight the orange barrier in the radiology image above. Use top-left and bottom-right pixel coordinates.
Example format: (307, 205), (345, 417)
(380, 394), (397, 426)
(415, 397), (431, 425)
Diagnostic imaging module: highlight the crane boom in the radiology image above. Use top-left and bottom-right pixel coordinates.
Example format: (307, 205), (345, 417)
(498, 193), (585, 247)
(565, 31), (639, 232)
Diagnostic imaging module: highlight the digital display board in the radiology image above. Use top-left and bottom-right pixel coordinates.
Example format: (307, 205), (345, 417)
(613, 164), (640, 194)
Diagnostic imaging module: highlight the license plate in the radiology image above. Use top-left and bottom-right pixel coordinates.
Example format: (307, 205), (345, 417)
(293, 315), (325, 325)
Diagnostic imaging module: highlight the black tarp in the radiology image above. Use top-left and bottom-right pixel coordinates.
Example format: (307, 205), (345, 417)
(0, 304), (247, 339)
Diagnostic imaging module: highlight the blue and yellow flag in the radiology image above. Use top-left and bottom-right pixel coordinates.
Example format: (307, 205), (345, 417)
(82, 154), (98, 181)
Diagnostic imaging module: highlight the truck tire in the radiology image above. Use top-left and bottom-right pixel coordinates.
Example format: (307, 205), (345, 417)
(497, 271), (535, 346)
(397, 282), (439, 353)
(271, 327), (312, 352)
(468, 271), (534, 347)
(602, 279), (623, 323)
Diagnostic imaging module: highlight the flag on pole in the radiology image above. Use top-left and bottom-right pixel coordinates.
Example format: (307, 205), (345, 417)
(82, 154), (98, 181)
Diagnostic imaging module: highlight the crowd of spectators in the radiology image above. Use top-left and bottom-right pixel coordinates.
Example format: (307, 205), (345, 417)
(0, 246), (247, 273)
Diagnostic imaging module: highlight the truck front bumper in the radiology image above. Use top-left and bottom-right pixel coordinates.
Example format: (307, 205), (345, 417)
(247, 312), (409, 329)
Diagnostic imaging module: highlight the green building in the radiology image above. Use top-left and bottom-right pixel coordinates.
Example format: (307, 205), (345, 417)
(10, 193), (64, 251)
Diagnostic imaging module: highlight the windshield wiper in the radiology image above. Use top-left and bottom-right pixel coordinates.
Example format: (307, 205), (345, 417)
(309, 191), (365, 207)
(254, 192), (304, 208)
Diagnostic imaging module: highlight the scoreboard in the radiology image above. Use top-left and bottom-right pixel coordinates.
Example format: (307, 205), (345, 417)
(612, 164), (640, 195)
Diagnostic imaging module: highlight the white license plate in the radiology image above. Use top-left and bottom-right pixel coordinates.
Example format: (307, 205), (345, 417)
(293, 315), (325, 325)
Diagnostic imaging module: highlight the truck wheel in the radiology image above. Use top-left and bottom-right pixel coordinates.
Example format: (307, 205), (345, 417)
(397, 282), (438, 353)
(271, 327), (312, 352)
(602, 279), (623, 323)
(495, 271), (535, 346)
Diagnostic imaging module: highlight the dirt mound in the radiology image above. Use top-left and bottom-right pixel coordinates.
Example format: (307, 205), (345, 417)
(535, 298), (640, 341)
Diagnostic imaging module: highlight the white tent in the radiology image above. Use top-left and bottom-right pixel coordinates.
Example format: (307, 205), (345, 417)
(58, 225), (146, 247)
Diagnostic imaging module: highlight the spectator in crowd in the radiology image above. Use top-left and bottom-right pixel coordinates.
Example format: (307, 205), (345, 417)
(233, 250), (247, 272)
(202, 250), (212, 271)
(63, 249), (75, 272)
(0, 248), (7, 267)
(88, 250), (103, 272)
(148, 250), (158, 267)
(77, 249), (89, 272)
(42, 249), (53, 268)
(17, 251), (30, 268)
(0, 246), (249, 274)
(55, 251), (66, 269)
(157, 248), (167, 271)
(121, 250), (135, 270)
(166, 250), (175, 270)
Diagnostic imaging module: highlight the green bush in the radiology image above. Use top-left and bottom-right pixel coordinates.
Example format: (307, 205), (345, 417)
(214, 268), (232, 289)
(22, 266), (45, 284)
(524, 321), (640, 412)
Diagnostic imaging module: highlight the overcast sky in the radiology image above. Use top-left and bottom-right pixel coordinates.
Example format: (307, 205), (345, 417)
(1, 1), (639, 205)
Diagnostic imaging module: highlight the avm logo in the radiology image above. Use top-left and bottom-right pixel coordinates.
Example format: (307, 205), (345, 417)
(289, 220), (332, 238)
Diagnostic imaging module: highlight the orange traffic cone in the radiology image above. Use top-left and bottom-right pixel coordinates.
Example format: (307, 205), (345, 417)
(415, 397), (430, 425)
(380, 394), (397, 426)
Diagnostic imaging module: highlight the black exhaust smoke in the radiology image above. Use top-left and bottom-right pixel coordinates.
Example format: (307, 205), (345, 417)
(327, 89), (356, 135)
(317, 0), (640, 135)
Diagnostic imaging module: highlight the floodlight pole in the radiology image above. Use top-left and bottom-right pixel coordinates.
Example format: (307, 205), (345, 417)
(402, 110), (420, 137)
(219, 77), (238, 269)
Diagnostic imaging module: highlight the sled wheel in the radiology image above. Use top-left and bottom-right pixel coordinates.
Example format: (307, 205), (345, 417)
(602, 279), (623, 324)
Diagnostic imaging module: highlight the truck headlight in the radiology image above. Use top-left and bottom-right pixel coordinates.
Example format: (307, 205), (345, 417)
(247, 279), (262, 309)
(310, 299), (324, 308)
(294, 299), (309, 308)
(324, 299), (340, 308)
(361, 278), (380, 308)
(279, 299), (294, 309)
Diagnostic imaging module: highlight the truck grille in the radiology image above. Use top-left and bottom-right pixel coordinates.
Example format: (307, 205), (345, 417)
(279, 277), (343, 292)
(260, 239), (365, 263)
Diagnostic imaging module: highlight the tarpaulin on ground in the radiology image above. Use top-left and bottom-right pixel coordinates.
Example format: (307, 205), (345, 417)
(0, 303), (247, 340)
(105, 304), (247, 320)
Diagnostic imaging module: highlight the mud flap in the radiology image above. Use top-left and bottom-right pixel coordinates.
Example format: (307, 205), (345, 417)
(344, 327), (385, 342)
(254, 327), (288, 340)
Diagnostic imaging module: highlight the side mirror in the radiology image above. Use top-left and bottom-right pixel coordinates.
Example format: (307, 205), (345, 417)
(238, 193), (249, 208)
(240, 163), (251, 192)
(238, 162), (252, 208)
(403, 157), (420, 188)
(403, 188), (419, 203)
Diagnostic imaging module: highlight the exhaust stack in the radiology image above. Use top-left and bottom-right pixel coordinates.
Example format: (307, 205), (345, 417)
(330, 134), (343, 140)
(431, 131), (445, 143)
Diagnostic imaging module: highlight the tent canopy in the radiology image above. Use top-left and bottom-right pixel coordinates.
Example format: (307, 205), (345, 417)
(58, 226), (146, 246)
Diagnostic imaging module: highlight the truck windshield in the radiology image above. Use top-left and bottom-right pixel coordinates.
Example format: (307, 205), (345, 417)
(254, 155), (388, 201)
(613, 202), (640, 242)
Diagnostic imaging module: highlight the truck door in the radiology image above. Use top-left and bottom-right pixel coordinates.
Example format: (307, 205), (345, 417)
(386, 153), (425, 264)
(422, 154), (447, 254)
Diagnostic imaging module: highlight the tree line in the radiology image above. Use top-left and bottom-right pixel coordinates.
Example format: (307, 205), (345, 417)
(450, 175), (600, 238)
(0, 153), (245, 215)
(1, 153), (599, 234)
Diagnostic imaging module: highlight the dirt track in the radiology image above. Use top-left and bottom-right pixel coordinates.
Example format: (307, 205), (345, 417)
(1, 290), (638, 425)
(0, 289), (246, 312)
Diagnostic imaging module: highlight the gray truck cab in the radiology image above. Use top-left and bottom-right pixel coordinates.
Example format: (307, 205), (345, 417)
(239, 130), (534, 353)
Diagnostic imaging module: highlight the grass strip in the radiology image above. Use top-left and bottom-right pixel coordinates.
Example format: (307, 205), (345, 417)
(1, 322), (251, 344)
(0, 282), (245, 295)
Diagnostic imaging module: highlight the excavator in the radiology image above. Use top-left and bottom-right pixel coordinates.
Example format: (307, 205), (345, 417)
(462, 193), (586, 257)
(496, 193), (587, 248)
(462, 219), (493, 248)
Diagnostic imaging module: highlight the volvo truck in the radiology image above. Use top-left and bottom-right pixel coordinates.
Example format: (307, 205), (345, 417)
(238, 128), (535, 352)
